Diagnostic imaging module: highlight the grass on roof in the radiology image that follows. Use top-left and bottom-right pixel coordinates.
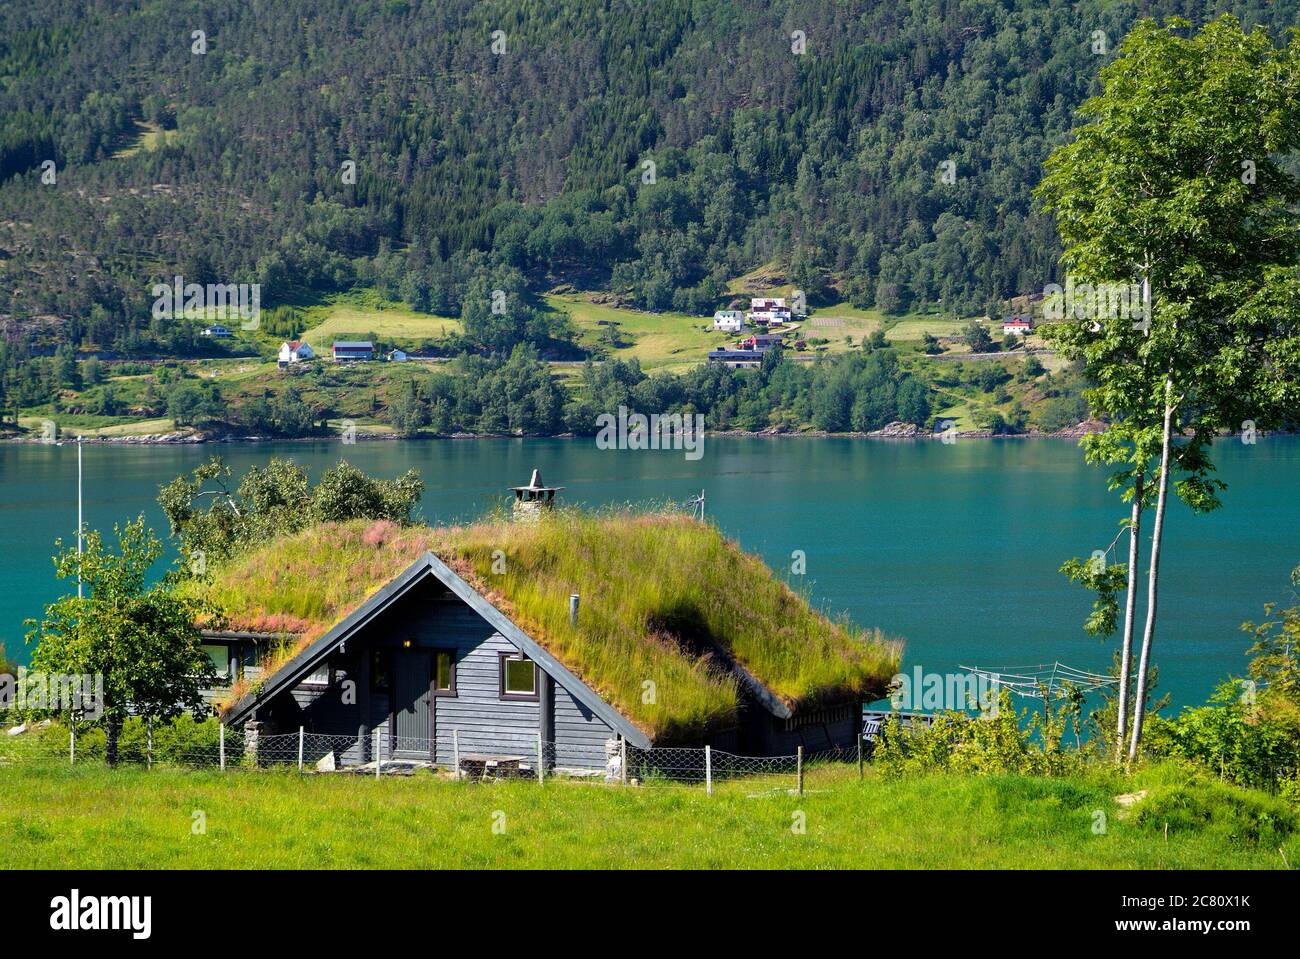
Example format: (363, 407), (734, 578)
(196, 510), (900, 743)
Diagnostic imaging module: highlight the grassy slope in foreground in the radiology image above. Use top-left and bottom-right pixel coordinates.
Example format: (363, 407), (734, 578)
(195, 512), (900, 742)
(1, 762), (1292, 869)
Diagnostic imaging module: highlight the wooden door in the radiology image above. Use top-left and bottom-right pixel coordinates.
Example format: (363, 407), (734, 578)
(393, 649), (433, 759)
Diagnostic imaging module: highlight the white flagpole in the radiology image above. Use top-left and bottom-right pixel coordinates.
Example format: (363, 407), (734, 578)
(77, 434), (83, 599)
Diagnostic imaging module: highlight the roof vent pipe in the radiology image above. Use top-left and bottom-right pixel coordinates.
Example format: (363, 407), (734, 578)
(569, 593), (580, 627)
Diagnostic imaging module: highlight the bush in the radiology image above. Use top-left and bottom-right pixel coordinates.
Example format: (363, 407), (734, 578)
(1144, 681), (1300, 792)
(1135, 772), (1296, 848)
(1036, 394), (1089, 432)
(874, 691), (1086, 778)
(0, 715), (226, 766)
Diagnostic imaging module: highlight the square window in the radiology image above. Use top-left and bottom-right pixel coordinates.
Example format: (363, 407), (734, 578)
(500, 654), (537, 700)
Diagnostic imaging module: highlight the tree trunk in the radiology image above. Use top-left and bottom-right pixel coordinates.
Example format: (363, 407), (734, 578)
(1115, 471), (1144, 761)
(105, 714), (121, 767)
(1129, 385), (1175, 763)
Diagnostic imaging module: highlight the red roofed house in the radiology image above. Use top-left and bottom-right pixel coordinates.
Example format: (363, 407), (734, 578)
(278, 340), (315, 366)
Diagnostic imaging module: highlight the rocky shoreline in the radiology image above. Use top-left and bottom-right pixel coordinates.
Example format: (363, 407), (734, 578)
(1, 420), (1111, 445)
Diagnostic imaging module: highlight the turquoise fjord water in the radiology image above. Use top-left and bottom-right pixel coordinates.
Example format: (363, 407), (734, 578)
(0, 436), (1296, 708)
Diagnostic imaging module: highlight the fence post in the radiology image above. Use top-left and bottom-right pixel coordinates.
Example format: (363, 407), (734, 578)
(147, 718), (153, 769)
(620, 736), (627, 785)
(536, 733), (544, 784)
(797, 746), (804, 796)
(705, 745), (712, 796)
(69, 721), (75, 767)
(374, 728), (381, 779)
(219, 722), (225, 772)
(298, 726), (305, 772)
(453, 728), (460, 781)
(857, 733), (863, 780)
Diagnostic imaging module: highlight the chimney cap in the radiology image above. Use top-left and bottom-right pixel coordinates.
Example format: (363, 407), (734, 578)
(511, 468), (563, 493)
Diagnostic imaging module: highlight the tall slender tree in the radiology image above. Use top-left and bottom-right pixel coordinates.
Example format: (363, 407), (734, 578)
(1037, 15), (1300, 761)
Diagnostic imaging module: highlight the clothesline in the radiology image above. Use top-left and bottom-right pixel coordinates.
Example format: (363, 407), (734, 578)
(959, 661), (1118, 698)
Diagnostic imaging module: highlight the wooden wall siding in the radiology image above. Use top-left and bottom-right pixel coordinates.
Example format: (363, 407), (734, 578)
(434, 626), (540, 762)
(552, 681), (614, 769)
(271, 582), (615, 770)
(763, 710), (859, 754)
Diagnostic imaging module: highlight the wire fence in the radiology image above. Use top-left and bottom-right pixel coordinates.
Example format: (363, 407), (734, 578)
(0, 719), (868, 793)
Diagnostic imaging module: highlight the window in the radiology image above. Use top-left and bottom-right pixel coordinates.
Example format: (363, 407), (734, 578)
(302, 660), (332, 687)
(371, 650), (390, 692)
(433, 650), (456, 696)
(202, 644), (231, 683)
(499, 653), (538, 701)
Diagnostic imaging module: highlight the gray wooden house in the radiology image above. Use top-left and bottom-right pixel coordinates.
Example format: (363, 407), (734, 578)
(221, 551), (647, 772)
(219, 550), (865, 773)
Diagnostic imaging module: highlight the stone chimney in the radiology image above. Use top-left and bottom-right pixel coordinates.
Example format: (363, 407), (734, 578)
(510, 468), (562, 521)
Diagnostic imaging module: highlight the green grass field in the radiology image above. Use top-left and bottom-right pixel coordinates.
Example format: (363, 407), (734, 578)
(544, 293), (724, 373)
(111, 120), (180, 159)
(883, 318), (970, 341)
(2, 762), (1291, 869)
(296, 292), (460, 344)
(800, 302), (885, 353)
(16, 413), (179, 438)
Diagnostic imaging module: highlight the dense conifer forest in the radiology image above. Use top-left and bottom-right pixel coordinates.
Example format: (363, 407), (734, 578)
(0, 0), (1293, 429)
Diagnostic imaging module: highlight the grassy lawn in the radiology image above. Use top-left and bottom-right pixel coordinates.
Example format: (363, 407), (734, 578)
(2, 762), (1291, 869)
(16, 413), (179, 438)
(112, 120), (180, 159)
(929, 394), (980, 432)
(801, 302), (886, 351)
(294, 291), (460, 345)
(544, 293), (723, 373)
(884, 318), (971, 341)
(191, 359), (281, 383)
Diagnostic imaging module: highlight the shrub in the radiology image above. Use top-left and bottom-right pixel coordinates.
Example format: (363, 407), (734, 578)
(1135, 772), (1296, 848)
(874, 691), (1087, 778)
(0, 715), (224, 766)
(1145, 681), (1300, 791)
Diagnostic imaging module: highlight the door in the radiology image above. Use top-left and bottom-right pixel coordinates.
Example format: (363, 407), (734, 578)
(393, 649), (433, 760)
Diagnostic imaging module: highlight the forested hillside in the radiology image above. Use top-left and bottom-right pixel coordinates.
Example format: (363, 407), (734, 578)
(0, 0), (1295, 361)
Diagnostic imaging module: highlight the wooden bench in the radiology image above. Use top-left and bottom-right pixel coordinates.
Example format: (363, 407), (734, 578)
(458, 753), (529, 782)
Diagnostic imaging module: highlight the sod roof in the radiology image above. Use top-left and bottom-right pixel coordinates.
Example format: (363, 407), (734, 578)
(196, 510), (900, 742)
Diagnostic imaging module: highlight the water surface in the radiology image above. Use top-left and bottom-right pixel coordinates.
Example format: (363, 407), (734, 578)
(1, 436), (1295, 708)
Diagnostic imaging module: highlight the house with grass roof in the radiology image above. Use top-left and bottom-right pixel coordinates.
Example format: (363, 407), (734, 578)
(207, 489), (899, 774)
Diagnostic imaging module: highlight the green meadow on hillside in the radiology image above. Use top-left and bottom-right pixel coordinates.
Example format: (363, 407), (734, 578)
(543, 293), (722, 373)
(1, 762), (1292, 869)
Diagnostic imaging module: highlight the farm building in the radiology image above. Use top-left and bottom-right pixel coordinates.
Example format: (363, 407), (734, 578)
(204, 494), (898, 775)
(706, 347), (765, 368)
(1002, 316), (1034, 336)
(332, 340), (374, 362)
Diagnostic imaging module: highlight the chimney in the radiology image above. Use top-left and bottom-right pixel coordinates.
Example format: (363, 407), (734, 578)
(510, 467), (563, 522)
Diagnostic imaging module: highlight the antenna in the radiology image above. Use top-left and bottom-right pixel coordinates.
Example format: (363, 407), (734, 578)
(687, 489), (706, 522)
